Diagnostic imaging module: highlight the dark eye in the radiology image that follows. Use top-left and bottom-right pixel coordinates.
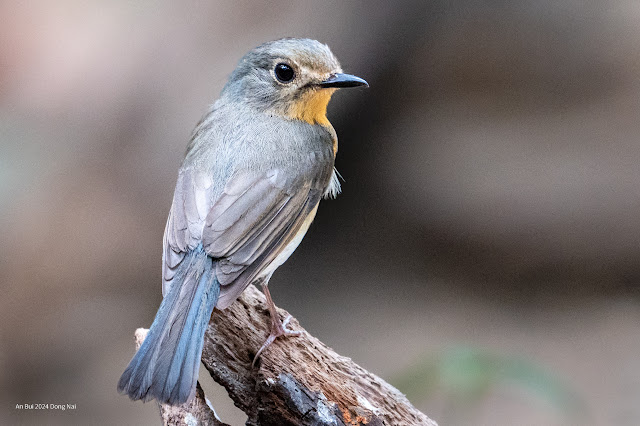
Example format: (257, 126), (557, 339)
(274, 63), (295, 83)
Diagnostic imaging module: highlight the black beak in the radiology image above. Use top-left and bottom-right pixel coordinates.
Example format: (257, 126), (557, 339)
(318, 73), (369, 88)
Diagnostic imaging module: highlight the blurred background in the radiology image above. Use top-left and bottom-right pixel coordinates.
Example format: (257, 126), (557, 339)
(2, 1), (640, 425)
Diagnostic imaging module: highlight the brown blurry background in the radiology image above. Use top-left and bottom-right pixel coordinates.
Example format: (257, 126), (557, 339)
(2, 1), (640, 425)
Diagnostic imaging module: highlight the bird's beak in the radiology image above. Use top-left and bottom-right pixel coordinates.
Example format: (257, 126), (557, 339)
(318, 73), (369, 88)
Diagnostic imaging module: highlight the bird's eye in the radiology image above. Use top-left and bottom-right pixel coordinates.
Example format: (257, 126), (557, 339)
(274, 63), (295, 83)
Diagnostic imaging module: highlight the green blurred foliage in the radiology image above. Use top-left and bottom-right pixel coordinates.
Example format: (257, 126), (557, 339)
(393, 347), (586, 424)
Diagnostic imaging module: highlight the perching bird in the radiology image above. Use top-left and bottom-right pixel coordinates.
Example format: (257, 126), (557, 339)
(117, 38), (368, 405)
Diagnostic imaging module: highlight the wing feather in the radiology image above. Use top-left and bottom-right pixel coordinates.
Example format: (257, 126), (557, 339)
(163, 163), (326, 306)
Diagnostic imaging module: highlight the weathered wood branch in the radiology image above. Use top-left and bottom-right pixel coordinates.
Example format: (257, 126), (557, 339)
(201, 284), (437, 426)
(131, 285), (436, 425)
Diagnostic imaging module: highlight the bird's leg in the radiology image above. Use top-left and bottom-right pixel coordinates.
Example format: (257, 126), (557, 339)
(253, 283), (301, 366)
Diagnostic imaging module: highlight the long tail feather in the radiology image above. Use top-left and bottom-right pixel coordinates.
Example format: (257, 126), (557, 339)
(117, 245), (220, 405)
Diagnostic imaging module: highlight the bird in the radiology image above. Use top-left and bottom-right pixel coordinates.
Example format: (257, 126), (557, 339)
(117, 38), (368, 406)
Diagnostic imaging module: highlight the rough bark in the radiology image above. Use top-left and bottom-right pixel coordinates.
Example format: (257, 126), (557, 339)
(201, 285), (437, 426)
(130, 286), (437, 425)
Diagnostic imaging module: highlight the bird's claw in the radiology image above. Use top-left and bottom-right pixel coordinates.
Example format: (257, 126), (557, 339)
(252, 314), (302, 367)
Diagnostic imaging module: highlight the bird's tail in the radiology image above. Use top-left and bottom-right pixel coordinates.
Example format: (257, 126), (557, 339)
(117, 245), (219, 405)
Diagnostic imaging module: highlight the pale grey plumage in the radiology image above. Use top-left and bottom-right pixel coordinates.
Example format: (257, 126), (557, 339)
(119, 38), (365, 406)
(162, 100), (336, 307)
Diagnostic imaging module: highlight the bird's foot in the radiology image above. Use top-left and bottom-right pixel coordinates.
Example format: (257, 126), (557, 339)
(252, 314), (301, 367)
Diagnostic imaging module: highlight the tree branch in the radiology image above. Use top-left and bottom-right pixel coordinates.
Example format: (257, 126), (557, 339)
(131, 285), (437, 425)
(201, 285), (437, 426)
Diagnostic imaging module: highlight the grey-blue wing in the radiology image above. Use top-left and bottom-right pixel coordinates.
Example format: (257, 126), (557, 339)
(203, 168), (322, 309)
(162, 167), (214, 296)
(163, 166), (323, 308)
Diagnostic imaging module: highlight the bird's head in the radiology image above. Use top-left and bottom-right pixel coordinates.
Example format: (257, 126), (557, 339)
(222, 38), (368, 126)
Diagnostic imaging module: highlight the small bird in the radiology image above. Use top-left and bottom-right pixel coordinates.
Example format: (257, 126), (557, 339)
(117, 38), (368, 405)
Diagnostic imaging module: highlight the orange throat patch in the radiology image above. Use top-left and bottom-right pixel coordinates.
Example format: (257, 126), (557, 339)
(287, 88), (336, 127)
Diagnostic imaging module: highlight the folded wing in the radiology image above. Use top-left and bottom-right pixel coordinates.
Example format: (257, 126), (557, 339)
(163, 165), (324, 308)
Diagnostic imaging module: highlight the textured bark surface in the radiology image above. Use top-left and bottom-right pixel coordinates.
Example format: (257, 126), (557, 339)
(201, 285), (437, 426)
(159, 383), (229, 426)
